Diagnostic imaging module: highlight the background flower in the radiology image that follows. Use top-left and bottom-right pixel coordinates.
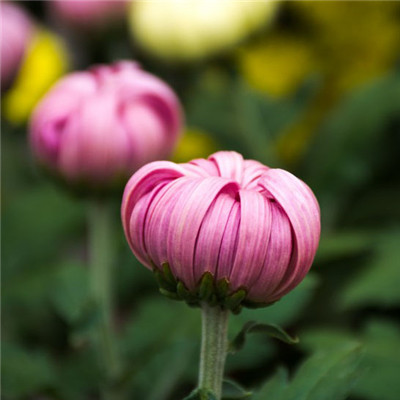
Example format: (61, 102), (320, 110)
(0, 1), (33, 90)
(129, 0), (279, 61)
(2, 29), (69, 125)
(30, 61), (182, 191)
(50, 0), (127, 29)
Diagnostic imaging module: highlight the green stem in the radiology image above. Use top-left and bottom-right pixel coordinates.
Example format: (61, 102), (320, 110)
(88, 200), (121, 399)
(198, 304), (230, 399)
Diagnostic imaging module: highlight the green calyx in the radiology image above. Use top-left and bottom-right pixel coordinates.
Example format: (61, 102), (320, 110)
(153, 263), (267, 313)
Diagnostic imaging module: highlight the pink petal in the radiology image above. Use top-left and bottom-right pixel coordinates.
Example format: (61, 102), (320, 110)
(229, 189), (272, 291)
(121, 161), (188, 243)
(166, 177), (239, 289)
(209, 151), (244, 183)
(258, 168), (320, 300)
(193, 190), (237, 283)
(247, 203), (292, 301)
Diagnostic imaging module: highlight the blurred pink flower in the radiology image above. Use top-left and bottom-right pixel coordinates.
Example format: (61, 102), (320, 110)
(1, 1), (33, 89)
(121, 151), (320, 305)
(30, 61), (182, 191)
(50, 0), (127, 28)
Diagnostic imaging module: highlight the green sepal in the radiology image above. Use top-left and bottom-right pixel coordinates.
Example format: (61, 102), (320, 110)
(162, 262), (177, 286)
(154, 268), (177, 293)
(159, 288), (180, 301)
(224, 289), (247, 311)
(177, 281), (198, 303)
(231, 305), (243, 315)
(198, 272), (214, 301)
(216, 278), (230, 300)
(229, 321), (299, 354)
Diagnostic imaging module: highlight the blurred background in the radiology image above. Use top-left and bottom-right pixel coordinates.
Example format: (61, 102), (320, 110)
(2, 1), (400, 399)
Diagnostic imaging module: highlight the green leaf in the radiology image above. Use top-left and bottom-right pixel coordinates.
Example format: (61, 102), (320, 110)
(229, 321), (298, 354)
(252, 368), (288, 400)
(222, 379), (252, 399)
(353, 320), (400, 400)
(2, 343), (56, 398)
(183, 388), (218, 400)
(282, 343), (362, 400)
(305, 71), (400, 224)
(300, 320), (400, 400)
(340, 230), (400, 309)
(314, 230), (373, 263)
(51, 262), (91, 324)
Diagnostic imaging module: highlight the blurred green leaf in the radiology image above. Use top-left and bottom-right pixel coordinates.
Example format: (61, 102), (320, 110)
(233, 274), (318, 328)
(229, 321), (298, 354)
(120, 298), (200, 396)
(222, 379), (252, 399)
(354, 320), (400, 400)
(124, 339), (197, 400)
(300, 319), (400, 400)
(2, 343), (56, 399)
(187, 71), (318, 165)
(51, 262), (91, 324)
(2, 183), (84, 276)
(183, 388), (218, 400)
(305, 71), (400, 225)
(251, 368), (288, 400)
(340, 230), (400, 308)
(254, 342), (362, 400)
(55, 348), (101, 400)
(315, 230), (373, 263)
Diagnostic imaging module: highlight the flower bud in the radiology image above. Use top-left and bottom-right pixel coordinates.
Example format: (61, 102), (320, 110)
(121, 151), (320, 310)
(1, 2), (33, 89)
(50, 0), (127, 29)
(30, 61), (182, 192)
(129, 0), (279, 62)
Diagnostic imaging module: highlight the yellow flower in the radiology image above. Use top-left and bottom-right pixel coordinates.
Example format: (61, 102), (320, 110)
(237, 34), (316, 98)
(129, 0), (279, 62)
(172, 128), (218, 163)
(2, 29), (69, 125)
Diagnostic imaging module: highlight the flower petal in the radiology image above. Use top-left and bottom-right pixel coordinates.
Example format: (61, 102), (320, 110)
(193, 190), (237, 283)
(258, 168), (320, 300)
(209, 151), (244, 182)
(229, 189), (272, 291)
(166, 176), (239, 289)
(247, 203), (292, 301)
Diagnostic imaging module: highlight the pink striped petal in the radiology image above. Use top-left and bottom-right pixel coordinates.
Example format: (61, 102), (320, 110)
(193, 190), (237, 283)
(242, 159), (269, 190)
(144, 178), (200, 272)
(247, 203), (292, 301)
(166, 177), (239, 289)
(229, 190), (272, 291)
(121, 161), (188, 240)
(258, 168), (320, 300)
(209, 151), (244, 182)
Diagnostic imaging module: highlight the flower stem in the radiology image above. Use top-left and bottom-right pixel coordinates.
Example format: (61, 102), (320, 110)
(198, 304), (230, 399)
(88, 200), (121, 400)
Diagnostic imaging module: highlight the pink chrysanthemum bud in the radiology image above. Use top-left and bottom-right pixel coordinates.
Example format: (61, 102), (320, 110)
(30, 61), (182, 192)
(121, 151), (320, 311)
(1, 2), (33, 89)
(50, 0), (127, 29)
